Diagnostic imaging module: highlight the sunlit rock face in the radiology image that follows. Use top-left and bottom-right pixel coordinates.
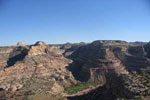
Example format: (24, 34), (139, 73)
(0, 41), (76, 94)
(17, 42), (27, 47)
(27, 41), (48, 56)
(1, 40), (150, 99)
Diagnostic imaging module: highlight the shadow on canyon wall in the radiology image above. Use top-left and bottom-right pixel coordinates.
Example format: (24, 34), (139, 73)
(7, 47), (28, 67)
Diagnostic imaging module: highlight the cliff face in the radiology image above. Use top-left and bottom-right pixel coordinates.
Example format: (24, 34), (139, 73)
(1, 40), (150, 86)
(0, 47), (15, 70)
(65, 40), (128, 82)
(67, 73), (150, 100)
(65, 40), (150, 83)
(0, 42), (76, 97)
(1, 40), (150, 99)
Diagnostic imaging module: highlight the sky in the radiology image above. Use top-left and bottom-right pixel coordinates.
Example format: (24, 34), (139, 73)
(0, 0), (150, 46)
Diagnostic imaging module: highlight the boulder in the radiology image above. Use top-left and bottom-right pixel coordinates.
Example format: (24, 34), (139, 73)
(28, 41), (47, 56)
(17, 42), (26, 47)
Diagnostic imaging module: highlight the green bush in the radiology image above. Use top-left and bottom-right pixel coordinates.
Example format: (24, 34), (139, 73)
(64, 82), (100, 94)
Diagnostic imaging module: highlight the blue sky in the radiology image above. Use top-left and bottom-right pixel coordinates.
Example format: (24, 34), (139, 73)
(0, 0), (150, 46)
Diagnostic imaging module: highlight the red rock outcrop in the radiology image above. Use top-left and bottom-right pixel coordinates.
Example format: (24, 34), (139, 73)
(1, 40), (150, 99)
(0, 41), (76, 95)
(65, 40), (150, 83)
(66, 40), (129, 83)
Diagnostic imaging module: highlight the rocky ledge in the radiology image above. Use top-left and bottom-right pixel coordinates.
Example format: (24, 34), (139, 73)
(0, 41), (76, 99)
(0, 40), (150, 100)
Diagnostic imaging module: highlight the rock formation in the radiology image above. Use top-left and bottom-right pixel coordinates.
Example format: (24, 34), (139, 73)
(0, 47), (14, 70)
(67, 73), (150, 100)
(28, 41), (48, 56)
(0, 41), (77, 99)
(17, 42), (27, 47)
(1, 40), (150, 99)
(66, 40), (129, 82)
(65, 40), (150, 83)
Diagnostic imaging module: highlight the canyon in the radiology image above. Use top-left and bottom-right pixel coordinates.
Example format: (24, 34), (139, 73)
(0, 40), (150, 100)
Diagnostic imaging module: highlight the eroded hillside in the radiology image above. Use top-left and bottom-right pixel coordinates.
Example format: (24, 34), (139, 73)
(0, 40), (150, 100)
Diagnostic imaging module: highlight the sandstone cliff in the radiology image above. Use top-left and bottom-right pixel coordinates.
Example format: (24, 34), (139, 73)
(1, 40), (150, 100)
(0, 42), (76, 99)
(65, 40), (150, 83)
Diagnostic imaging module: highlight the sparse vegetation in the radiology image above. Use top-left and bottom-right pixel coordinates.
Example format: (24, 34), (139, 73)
(64, 82), (100, 94)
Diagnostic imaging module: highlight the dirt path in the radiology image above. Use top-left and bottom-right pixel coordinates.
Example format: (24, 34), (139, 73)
(62, 86), (99, 97)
